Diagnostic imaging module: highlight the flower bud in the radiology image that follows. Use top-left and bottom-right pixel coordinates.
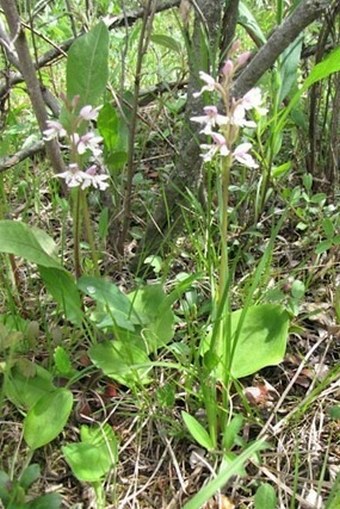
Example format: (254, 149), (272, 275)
(237, 51), (252, 67)
(222, 59), (234, 78)
(230, 39), (241, 54)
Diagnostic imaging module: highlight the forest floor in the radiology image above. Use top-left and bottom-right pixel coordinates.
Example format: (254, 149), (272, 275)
(1, 122), (339, 509)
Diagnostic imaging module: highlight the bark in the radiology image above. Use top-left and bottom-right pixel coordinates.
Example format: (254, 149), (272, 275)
(131, 0), (225, 272)
(132, 0), (330, 272)
(0, 0), (66, 176)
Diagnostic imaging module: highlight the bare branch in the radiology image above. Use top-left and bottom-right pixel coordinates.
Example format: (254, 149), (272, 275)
(0, 0), (181, 100)
(0, 0), (66, 176)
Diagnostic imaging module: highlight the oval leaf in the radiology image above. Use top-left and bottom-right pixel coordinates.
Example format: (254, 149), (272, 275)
(62, 424), (118, 482)
(182, 411), (214, 451)
(0, 220), (60, 269)
(24, 389), (73, 449)
(255, 483), (277, 509)
(67, 21), (109, 108)
(231, 304), (289, 378)
(89, 340), (151, 387)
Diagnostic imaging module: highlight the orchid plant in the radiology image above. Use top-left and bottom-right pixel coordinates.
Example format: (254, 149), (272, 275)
(191, 44), (266, 440)
(44, 97), (110, 278)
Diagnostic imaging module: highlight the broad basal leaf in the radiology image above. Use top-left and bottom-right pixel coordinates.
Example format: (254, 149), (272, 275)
(231, 304), (289, 378)
(4, 364), (55, 410)
(78, 276), (137, 331)
(24, 388), (73, 449)
(0, 220), (60, 269)
(62, 424), (118, 482)
(128, 285), (175, 352)
(0, 221), (82, 324)
(89, 339), (151, 386)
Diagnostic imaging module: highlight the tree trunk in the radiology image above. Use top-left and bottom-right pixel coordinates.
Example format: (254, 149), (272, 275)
(132, 0), (329, 273)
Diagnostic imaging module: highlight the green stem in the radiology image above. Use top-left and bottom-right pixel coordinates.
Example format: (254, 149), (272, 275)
(215, 154), (233, 436)
(73, 187), (82, 279)
(81, 190), (100, 276)
(93, 482), (106, 509)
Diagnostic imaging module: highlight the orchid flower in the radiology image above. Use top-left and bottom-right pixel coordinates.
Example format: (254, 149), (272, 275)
(233, 143), (258, 168)
(82, 165), (110, 191)
(193, 71), (219, 98)
(191, 106), (229, 134)
(55, 163), (89, 188)
(79, 105), (102, 121)
(200, 132), (230, 162)
(43, 120), (66, 140)
(230, 104), (257, 128)
(75, 132), (103, 157)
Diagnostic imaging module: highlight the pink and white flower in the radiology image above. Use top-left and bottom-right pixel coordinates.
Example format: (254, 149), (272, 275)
(230, 104), (256, 128)
(82, 165), (110, 191)
(55, 163), (89, 188)
(55, 163), (110, 191)
(73, 132), (103, 157)
(193, 71), (218, 98)
(241, 87), (267, 114)
(191, 106), (229, 134)
(236, 51), (252, 67)
(43, 120), (66, 140)
(233, 142), (258, 168)
(79, 105), (102, 121)
(200, 132), (230, 162)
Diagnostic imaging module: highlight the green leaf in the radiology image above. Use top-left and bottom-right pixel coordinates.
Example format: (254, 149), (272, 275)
(182, 440), (268, 509)
(89, 339), (151, 386)
(0, 221), (81, 325)
(0, 470), (11, 504)
(322, 218), (335, 239)
(276, 47), (340, 133)
(128, 285), (175, 352)
(78, 276), (137, 331)
(238, 2), (266, 45)
(151, 34), (182, 54)
(231, 304), (290, 379)
(67, 21), (109, 108)
(24, 388), (73, 449)
(53, 346), (75, 377)
(271, 161), (291, 179)
(278, 35), (303, 103)
(221, 452), (246, 477)
(222, 414), (244, 451)
(62, 424), (118, 482)
(98, 207), (109, 241)
(4, 364), (55, 410)
(291, 280), (305, 299)
(39, 266), (83, 325)
(328, 405), (340, 420)
(326, 473), (340, 509)
(255, 483), (277, 509)
(19, 464), (40, 490)
(0, 220), (60, 269)
(97, 104), (128, 170)
(27, 493), (62, 509)
(315, 239), (333, 254)
(182, 411), (214, 451)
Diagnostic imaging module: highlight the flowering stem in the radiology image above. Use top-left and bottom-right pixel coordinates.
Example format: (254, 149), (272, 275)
(81, 190), (100, 276)
(73, 187), (82, 279)
(219, 154), (232, 299)
(216, 154), (233, 413)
